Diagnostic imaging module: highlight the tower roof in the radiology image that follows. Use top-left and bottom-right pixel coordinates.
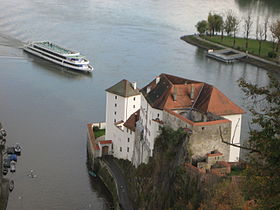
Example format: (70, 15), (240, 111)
(106, 79), (140, 97)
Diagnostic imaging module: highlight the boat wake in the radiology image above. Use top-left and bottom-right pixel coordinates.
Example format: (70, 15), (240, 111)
(0, 32), (25, 48)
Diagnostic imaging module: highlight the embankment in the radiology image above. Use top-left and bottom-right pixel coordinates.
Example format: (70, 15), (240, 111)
(94, 159), (121, 210)
(181, 35), (280, 73)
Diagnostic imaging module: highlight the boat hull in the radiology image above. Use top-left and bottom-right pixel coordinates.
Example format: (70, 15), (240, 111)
(24, 46), (94, 73)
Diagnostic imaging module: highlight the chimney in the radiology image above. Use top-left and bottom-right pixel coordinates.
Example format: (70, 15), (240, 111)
(190, 84), (195, 100)
(155, 76), (160, 84)
(147, 87), (151, 94)
(173, 87), (177, 101)
(132, 82), (137, 90)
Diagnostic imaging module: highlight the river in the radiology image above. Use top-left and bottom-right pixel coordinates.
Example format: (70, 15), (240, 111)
(0, 0), (279, 209)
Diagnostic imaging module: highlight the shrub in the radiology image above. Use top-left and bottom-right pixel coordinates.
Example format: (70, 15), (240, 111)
(268, 51), (277, 58)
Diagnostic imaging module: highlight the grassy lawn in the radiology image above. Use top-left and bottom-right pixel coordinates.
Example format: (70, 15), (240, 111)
(203, 35), (279, 61)
(187, 35), (222, 50)
(94, 129), (105, 138)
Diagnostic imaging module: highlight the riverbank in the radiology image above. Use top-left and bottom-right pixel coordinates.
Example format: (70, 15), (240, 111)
(181, 35), (280, 73)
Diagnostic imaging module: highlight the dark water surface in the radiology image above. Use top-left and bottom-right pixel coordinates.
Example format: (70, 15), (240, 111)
(0, 0), (279, 209)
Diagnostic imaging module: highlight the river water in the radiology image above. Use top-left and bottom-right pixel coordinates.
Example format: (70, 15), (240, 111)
(0, 0), (279, 209)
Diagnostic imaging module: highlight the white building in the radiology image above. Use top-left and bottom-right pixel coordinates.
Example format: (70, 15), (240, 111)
(103, 74), (244, 165)
(132, 74), (244, 165)
(105, 79), (141, 161)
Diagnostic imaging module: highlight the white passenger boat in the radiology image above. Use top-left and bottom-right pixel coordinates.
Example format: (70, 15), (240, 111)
(23, 41), (93, 72)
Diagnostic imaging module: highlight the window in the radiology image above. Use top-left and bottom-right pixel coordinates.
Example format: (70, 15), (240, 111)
(157, 113), (160, 118)
(133, 105), (135, 108)
(115, 96), (117, 99)
(128, 138), (130, 142)
(133, 97), (136, 101)
(114, 111), (116, 115)
(127, 128), (128, 132)
(115, 103), (117, 107)
(120, 147), (122, 152)
(114, 119), (116, 123)
(130, 130), (132, 134)
(127, 147), (129, 152)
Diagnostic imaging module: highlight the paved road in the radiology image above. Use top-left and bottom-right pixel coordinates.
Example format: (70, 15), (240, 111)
(104, 158), (134, 210)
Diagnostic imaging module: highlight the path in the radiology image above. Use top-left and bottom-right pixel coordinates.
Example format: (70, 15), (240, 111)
(104, 157), (134, 210)
(194, 35), (280, 68)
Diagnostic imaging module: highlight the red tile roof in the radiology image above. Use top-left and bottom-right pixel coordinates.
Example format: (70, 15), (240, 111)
(141, 74), (245, 116)
(207, 152), (223, 157)
(99, 140), (112, 145)
(123, 110), (140, 131)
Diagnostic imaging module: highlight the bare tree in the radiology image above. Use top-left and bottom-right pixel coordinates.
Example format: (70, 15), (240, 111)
(258, 26), (265, 55)
(255, 16), (260, 40)
(232, 17), (240, 48)
(243, 12), (253, 51)
(270, 20), (280, 52)
(264, 15), (270, 41)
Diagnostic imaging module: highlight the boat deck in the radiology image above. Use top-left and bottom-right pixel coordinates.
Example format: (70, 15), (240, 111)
(35, 41), (78, 55)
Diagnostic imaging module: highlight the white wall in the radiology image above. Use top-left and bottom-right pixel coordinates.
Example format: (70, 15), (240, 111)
(105, 92), (140, 141)
(110, 123), (135, 161)
(222, 114), (242, 162)
(138, 94), (163, 162)
(105, 90), (140, 161)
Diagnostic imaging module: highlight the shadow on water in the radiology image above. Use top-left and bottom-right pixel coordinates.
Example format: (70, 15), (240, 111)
(23, 53), (93, 80)
(235, 0), (280, 15)
(86, 164), (114, 210)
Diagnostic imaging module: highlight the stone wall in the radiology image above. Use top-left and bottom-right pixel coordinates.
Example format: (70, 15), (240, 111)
(190, 122), (231, 162)
(163, 110), (231, 162)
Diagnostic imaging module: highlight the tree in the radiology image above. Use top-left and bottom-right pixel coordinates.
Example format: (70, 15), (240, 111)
(213, 14), (223, 34)
(255, 16), (260, 40)
(208, 12), (223, 36)
(264, 15), (270, 41)
(270, 19), (280, 52)
(257, 25), (265, 55)
(224, 10), (236, 36)
(232, 16), (240, 48)
(195, 20), (208, 35)
(208, 13), (215, 36)
(238, 74), (280, 209)
(243, 12), (253, 50)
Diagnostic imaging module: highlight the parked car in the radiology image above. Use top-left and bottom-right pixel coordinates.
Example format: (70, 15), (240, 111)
(9, 154), (17, 162)
(10, 161), (16, 173)
(3, 157), (10, 168)
(6, 147), (15, 154)
(3, 168), (8, 175)
(14, 143), (21, 155)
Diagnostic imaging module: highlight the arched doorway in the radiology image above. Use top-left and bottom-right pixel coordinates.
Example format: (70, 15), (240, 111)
(102, 146), (109, 156)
